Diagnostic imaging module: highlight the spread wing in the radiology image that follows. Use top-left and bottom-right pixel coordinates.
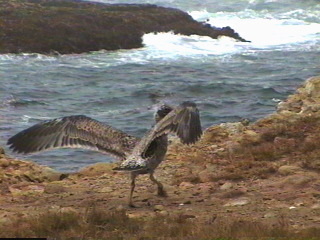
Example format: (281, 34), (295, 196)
(142, 101), (202, 148)
(7, 115), (139, 159)
(116, 101), (202, 170)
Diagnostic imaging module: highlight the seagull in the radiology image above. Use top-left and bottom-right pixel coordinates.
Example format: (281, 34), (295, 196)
(7, 101), (202, 207)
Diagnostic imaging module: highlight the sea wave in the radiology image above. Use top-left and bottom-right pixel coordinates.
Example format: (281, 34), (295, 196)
(189, 9), (320, 48)
(0, 96), (46, 109)
(113, 6), (320, 63)
(0, 7), (318, 65)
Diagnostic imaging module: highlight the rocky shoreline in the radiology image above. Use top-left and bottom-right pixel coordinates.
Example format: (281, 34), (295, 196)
(0, 0), (248, 54)
(1, 76), (320, 238)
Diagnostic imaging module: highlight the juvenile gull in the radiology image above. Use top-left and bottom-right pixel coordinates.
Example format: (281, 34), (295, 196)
(7, 101), (202, 207)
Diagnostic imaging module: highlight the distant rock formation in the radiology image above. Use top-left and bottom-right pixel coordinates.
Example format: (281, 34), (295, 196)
(0, 0), (248, 54)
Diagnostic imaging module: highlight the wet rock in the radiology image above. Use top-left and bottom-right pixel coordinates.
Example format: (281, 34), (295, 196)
(278, 165), (302, 176)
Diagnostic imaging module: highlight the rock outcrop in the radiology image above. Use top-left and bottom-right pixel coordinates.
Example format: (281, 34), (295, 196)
(168, 76), (320, 176)
(0, 0), (248, 54)
(0, 147), (67, 194)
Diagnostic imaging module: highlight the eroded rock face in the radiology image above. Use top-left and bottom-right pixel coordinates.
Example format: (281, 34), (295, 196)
(0, 154), (66, 188)
(277, 76), (320, 114)
(0, 0), (248, 54)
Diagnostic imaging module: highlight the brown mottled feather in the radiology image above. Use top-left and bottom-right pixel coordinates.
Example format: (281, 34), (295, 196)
(7, 115), (138, 159)
(141, 101), (202, 153)
(117, 101), (202, 170)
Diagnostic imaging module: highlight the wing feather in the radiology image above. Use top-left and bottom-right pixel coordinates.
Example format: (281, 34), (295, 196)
(153, 101), (202, 144)
(133, 101), (202, 157)
(7, 115), (138, 159)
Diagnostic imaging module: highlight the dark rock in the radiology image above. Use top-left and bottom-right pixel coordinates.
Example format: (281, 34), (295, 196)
(0, 0), (248, 54)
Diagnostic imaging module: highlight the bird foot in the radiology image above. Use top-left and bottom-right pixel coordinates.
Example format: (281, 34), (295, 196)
(157, 188), (168, 197)
(128, 203), (138, 208)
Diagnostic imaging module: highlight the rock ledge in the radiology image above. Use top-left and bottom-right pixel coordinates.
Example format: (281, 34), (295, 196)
(0, 0), (248, 54)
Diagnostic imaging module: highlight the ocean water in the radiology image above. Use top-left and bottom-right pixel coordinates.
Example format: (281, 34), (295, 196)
(0, 0), (319, 172)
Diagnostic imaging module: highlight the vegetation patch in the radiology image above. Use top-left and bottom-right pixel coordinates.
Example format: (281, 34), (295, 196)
(0, 207), (319, 239)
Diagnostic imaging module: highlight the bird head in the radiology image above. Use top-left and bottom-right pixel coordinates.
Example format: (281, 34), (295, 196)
(154, 104), (173, 122)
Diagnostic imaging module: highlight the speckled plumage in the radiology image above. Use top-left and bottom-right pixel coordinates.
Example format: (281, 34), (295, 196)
(7, 101), (202, 207)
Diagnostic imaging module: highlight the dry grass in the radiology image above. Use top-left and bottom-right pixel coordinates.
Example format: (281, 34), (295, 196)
(171, 114), (320, 183)
(219, 115), (320, 179)
(0, 207), (319, 239)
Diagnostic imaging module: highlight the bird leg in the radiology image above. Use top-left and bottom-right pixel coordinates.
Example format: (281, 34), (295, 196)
(129, 173), (137, 208)
(150, 172), (167, 197)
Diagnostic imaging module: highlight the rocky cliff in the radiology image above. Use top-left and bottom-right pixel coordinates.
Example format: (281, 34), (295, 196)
(1, 76), (320, 239)
(0, 0), (248, 54)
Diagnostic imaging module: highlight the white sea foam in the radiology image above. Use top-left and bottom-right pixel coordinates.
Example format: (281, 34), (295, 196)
(142, 32), (243, 56)
(120, 8), (320, 64)
(112, 7), (320, 64)
(1, 7), (318, 66)
(189, 9), (320, 49)
(113, 32), (248, 64)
